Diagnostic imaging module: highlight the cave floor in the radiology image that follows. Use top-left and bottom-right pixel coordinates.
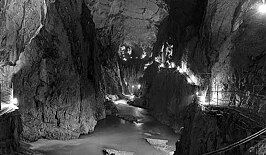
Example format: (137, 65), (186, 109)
(28, 101), (178, 155)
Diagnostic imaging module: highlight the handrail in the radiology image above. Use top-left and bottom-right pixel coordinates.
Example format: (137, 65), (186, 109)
(208, 90), (266, 99)
(202, 127), (266, 155)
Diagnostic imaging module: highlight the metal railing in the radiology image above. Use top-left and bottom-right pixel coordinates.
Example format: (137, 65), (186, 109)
(203, 127), (266, 155)
(200, 89), (266, 155)
(204, 90), (266, 107)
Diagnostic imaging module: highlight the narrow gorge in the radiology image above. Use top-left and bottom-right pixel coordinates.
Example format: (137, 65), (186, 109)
(1, 0), (266, 155)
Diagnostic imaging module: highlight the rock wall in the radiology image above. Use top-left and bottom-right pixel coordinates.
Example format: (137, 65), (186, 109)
(141, 0), (266, 153)
(173, 0), (266, 153)
(140, 0), (208, 132)
(0, 111), (22, 154)
(143, 68), (195, 132)
(87, 0), (168, 51)
(211, 0), (266, 107)
(87, 0), (168, 96)
(176, 103), (265, 155)
(1, 0), (105, 141)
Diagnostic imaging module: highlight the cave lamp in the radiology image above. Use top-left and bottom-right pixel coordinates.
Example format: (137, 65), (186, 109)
(259, 0), (266, 14)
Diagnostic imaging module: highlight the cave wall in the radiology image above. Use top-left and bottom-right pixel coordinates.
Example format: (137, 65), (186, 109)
(211, 1), (266, 108)
(176, 103), (265, 155)
(87, 0), (168, 52)
(173, 0), (266, 154)
(86, 0), (168, 96)
(1, 0), (105, 141)
(141, 0), (266, 146)
(141, 0), (208, 131)
(144, 69), (195, 132)
(0, 111), (22, 154)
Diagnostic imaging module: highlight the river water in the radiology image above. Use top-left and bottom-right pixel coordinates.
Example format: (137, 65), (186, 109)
(29, 100), (178, 155)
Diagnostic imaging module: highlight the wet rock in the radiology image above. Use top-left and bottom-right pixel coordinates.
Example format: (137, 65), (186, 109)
(148, 129), (161, 136)
(130, 97), (147, 108)
(116, 113), (138, 123)
(143, 133), (152, 137)
(104, 101), (118, 116)
(145, 138), (175, 155)
(145, 138), (168, 146)
(106, 95), (119, 101)
(103, 148), (134, 155)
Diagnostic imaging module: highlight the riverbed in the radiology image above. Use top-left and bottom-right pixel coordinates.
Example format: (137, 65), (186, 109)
(29, 101), (178, 155)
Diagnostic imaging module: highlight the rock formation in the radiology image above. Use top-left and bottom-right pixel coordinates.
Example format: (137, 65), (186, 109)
(144, 69), (196, 132)
(176, 102), (265, 155)
(0, 111), (22, 154)
(1, 0), (266, 154)
(1, 0), (105, 141)
(87, 0), (168, 96)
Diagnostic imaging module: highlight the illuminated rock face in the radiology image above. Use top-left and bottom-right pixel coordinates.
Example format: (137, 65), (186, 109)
(211, 0), (266, 107)
(0, 0), (46, 65)
(174, 0), (266, 154)
(1, 0), (105, 141)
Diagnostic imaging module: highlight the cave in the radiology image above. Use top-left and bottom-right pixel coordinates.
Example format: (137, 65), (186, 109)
(1, 0), (266, 155)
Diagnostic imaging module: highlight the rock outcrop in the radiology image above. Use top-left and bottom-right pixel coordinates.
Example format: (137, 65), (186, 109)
(0, 111), (22, 154)
(1, 0), (105, 141)
(143, 69), (196, 132)
(211, 0), (266, 107)
(176, 103), (265, 155)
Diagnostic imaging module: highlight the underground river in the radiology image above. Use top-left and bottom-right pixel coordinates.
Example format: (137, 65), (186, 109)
(28, 100), (178, 155)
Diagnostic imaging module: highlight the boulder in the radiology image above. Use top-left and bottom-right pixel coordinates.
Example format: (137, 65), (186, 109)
(104, 101), (118, 116)
(116, 113), (138, 123)
(145, 138), (175, 155)
(103, 148), (134, 155)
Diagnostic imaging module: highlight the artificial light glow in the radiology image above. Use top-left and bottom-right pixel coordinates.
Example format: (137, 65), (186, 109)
(199, 96), (206, 104)
(122, 58), (127, 61)
(159, 63), (165, 68)
(141, 51), (147, 59)
(177, 66), (185, 73)
(258, 4), (266, 14)
(196, 91), (199, 96)
(11, 98), (18, 106)
(189, 74), (198, 85)
(144, 62), (153, 70)
(137, 84), (141, 89)
(187, 77), (193, 84)
(0, 101), (19, 116)
(169, 62), (176, 68)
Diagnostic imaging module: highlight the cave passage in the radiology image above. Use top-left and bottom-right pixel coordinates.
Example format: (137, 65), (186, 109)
(1, 0), (266, 155)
